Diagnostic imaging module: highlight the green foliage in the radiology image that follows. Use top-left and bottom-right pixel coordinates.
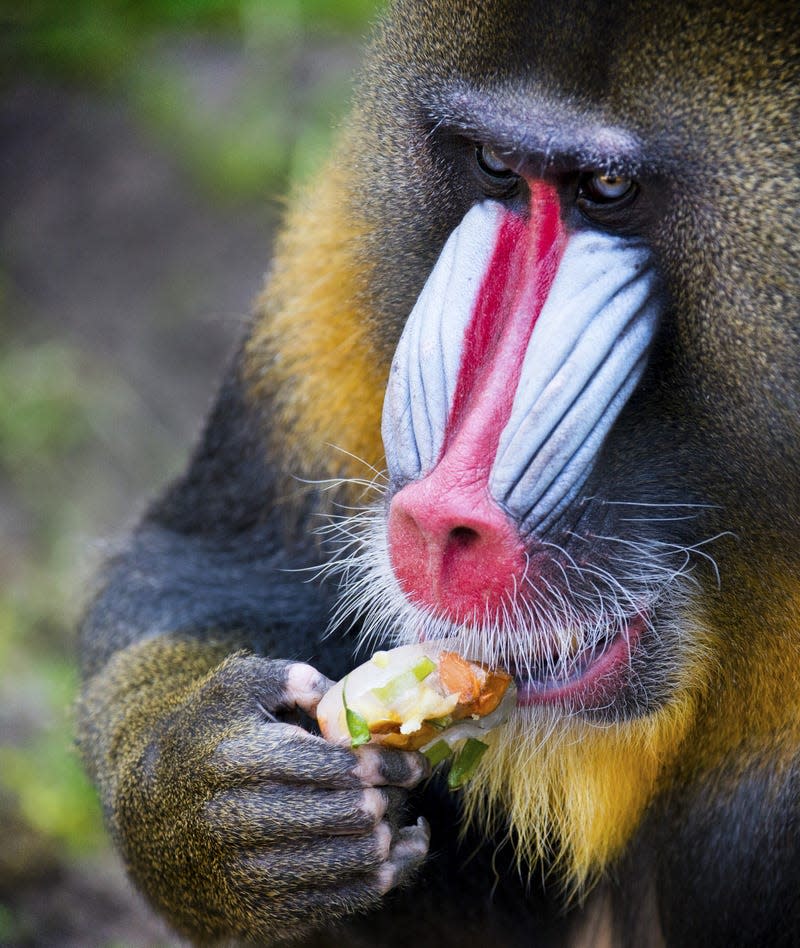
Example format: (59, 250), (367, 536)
(0, 344), (91, 475)
(0, 336), (107, 857)
(0, 904), (19, 944)
(3, 0), (379, 86)
(3, 0), (381, 197)
(0, 690), (106, 855)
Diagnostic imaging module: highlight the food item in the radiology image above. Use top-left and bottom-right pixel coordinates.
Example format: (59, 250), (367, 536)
(316, 643), (516, 786)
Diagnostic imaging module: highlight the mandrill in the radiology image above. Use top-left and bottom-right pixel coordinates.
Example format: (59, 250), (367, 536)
(77, 1), (800, 946)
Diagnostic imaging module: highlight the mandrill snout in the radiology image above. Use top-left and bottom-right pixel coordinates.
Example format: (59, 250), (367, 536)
(386, 460), (526, 625)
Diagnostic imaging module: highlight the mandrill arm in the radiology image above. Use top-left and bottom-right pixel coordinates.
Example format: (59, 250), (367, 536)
(76, 362), (431, 945)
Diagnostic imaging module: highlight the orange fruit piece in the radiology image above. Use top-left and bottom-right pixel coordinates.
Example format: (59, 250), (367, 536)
(438, 652), (512, 718)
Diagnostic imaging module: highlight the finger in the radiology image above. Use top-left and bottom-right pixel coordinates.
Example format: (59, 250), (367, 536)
(226, 820), (430, 930)
(208, 727), (428, 789)
(353, 745), (430, 788)
(376, 817), (431, 894)
(207, 656), (332, 719)
(241, 823), (394, 888)
(230, 876), (381, 933)
(208, 727), (364, 788)
(283, 663), (334, 714)
(204, 786), (390, 845)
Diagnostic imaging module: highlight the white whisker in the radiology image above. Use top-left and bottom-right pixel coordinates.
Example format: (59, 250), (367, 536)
(306, 470), (726, 729)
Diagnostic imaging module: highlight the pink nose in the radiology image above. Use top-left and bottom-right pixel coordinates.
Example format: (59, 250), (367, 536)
(387, 465), (526, 624)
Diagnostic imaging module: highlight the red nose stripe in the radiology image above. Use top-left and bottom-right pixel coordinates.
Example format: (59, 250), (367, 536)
(387, 185), (567, 624)
(440, 183), (566, 468)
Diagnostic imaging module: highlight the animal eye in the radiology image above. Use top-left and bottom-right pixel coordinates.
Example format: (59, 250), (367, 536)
(580, 172), (636, 203)
(476, 144), (516, 178)
(576, 171), (639, 227)
(473, 144), (520, 199)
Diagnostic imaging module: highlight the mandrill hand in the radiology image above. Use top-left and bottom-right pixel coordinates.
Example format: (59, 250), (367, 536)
(104, 653), (431, 944)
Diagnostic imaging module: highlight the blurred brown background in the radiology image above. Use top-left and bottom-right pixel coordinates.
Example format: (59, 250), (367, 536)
(0, 2), (377, 943)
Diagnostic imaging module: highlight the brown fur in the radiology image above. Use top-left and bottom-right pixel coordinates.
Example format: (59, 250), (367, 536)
(245, 141), (386, 487)
(78, 2), (800, 944)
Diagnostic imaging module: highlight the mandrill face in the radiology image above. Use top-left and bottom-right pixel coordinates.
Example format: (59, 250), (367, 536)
(379, 192), (672, 718)
(284, 0), (798, 882)
(324, 0), (799, 739)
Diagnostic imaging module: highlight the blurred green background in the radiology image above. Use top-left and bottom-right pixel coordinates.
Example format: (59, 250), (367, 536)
(0, 1), (378, 943)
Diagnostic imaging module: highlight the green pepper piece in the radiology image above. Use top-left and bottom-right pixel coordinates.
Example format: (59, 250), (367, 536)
(422, 739), (453, 767)
(448, 738), (489, 789)
(342, 677), (370, 747)
(371, 657), (436, 705)
(411, 656), (437, 680)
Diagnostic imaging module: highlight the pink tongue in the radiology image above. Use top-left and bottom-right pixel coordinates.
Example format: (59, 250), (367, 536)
(387, 184), (567, 624)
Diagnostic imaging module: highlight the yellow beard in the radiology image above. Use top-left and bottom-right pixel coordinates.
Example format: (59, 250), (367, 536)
(461, 692), (698, 896)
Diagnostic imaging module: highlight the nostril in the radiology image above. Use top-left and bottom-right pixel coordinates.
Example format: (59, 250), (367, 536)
(448, 526), (480, 549)
(387, 473), (526, 623)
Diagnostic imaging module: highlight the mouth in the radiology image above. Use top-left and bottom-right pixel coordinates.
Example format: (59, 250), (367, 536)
(513, 614), (647, 707)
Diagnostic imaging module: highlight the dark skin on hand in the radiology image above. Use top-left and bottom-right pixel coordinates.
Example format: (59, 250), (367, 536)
(78, 1), (800, 946)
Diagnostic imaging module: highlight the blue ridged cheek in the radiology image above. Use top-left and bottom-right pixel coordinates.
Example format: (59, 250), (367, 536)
(491, 232), (660, 533)
(381, 201), (504, 482)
